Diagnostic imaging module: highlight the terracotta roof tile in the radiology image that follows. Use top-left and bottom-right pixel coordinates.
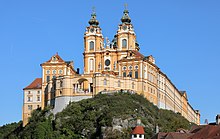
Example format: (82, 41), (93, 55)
(131, 50), (145, 59)
(23, 78), (42, 90)
(131, 126), (145, 135)
(46, 54), (65, 63)
(189, 125), (220, 139)
(165, 132), (193, 139)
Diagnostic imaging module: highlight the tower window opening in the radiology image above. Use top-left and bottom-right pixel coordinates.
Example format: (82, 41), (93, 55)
(90, 41), (94, 50)
(122, 39), (127, 48)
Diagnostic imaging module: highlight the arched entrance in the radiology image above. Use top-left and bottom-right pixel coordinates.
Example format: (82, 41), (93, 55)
(73, 78), (93, 94)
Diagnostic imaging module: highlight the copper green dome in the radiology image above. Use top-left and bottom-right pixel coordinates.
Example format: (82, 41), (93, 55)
(121, 9), (131, 23)
(89, 12), (99, 26)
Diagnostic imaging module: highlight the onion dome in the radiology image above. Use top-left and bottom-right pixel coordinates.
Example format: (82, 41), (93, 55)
(88, 11), (99, 26)
(121, 9), (131, 23)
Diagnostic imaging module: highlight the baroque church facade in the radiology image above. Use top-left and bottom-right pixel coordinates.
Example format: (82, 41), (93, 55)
(22, 8), (200, 126)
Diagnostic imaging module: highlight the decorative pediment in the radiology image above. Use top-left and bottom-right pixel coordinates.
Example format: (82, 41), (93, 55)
(47, 54), (65, 64)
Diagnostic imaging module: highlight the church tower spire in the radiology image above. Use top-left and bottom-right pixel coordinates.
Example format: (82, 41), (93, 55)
(121, 4), (131, 24)
(88, 7), (99, 26)
(84, 7), (104, 74)
(114, 4), (140, 52)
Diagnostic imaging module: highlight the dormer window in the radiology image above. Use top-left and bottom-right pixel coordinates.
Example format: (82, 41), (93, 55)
(53, 56), (57, 61)
(122, 39), (127, 48)
(90, 41), (94, 50)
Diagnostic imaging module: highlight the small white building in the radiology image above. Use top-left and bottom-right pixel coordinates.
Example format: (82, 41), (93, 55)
(131, 125), (145, 139)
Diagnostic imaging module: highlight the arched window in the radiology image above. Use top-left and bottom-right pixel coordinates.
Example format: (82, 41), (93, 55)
(122, 39), (127, 48)
(89, 41), (94, 50)
(53, 70), (56, 75)
(123, 66), (126, 70)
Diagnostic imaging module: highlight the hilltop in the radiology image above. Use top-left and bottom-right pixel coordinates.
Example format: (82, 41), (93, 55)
(1, 93), (192, 139)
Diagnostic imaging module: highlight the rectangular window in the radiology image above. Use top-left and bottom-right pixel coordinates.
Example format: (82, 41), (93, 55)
(135, 71), (138, 79)
(132, 83), (134, 89)
(103, 79), (107, 85)
(37, 91), (40, 94)
(27, 97), (31, 102)
(37, 96), (40, 101)
(118, 81), (120, 87)
(46, 76), (50, 82)
(90, 59), (94, 71)
(60, 81), (63, 87)
(123, 72), (126, 77)
(28, 91), (31, 94)
(129, 71), (132, 77)
(28, 105), (32, 110)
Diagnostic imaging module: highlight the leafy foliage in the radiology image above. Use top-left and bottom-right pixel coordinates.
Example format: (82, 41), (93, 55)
(1, 93), (192, 138)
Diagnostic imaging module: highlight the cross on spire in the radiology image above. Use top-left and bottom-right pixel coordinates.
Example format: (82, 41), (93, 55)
(124, 3), (128, 10)
(92, 6), (96, 14)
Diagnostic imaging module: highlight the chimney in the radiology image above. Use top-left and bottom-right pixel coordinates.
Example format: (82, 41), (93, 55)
(216, 115), (220, 125)
(77, 68), (80, 74)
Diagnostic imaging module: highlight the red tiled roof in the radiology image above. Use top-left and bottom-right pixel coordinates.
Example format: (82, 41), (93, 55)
(131, 50), (145, 58)
(131, 126), (145, 135)
(151, 132), (193, 139)
(166, 132), (193, 139)
(188, 125), (220, 139)
(46, 54), (65, 63)
(23, 78), (42, 90)
(152, 125), (220, 139)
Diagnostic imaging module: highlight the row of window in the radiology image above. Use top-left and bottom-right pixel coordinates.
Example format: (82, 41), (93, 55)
(122, 71), (138, 79)
(133, 134), (143, 138)
(46, 70), (63, 75)
(89, 39), (128, 50)
(28, 91), (40, 94)
(27, 96), (41, 102)
(28, 105), (40, 110)
(103, 79), (135, 89)
(46, 75), (57, 82)
(122, 65), (138, 70)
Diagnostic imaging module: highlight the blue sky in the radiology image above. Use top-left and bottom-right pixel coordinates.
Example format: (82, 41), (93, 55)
(0, 0), (220, 126)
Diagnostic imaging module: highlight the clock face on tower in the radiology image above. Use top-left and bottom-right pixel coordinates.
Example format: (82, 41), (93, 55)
(105, 59), (110, 66)
(122, 25), (127, 30)
(90, 28), (94, 33)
